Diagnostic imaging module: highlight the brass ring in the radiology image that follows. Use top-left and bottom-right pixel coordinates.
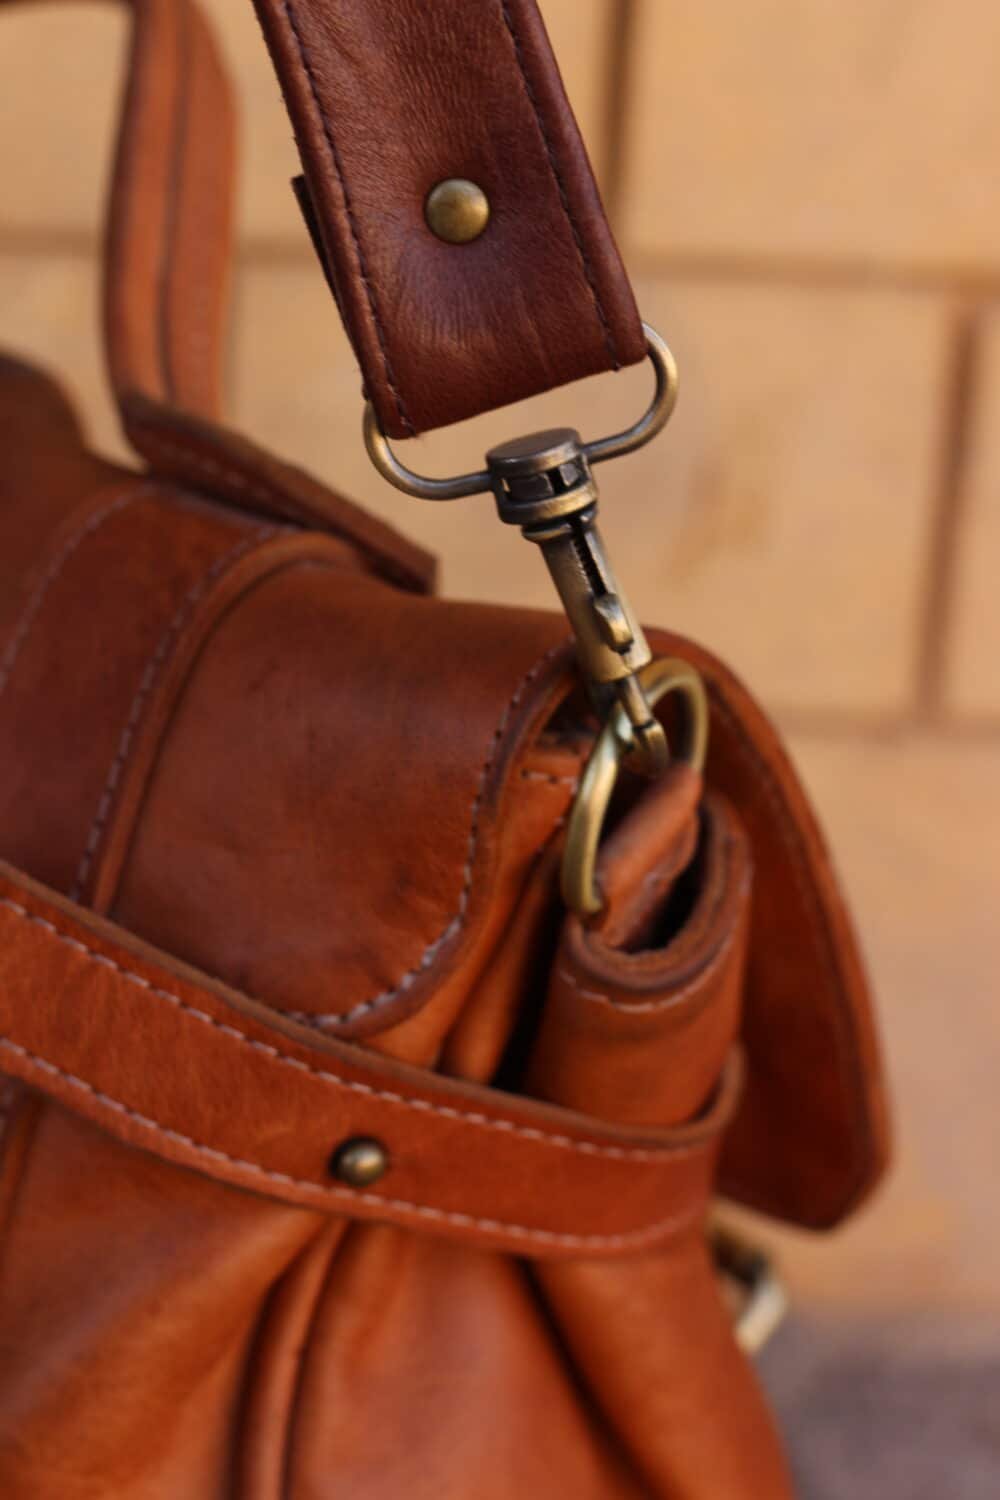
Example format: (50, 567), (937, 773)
(363, 323), (679, 501)
(561, 658), (709, 918)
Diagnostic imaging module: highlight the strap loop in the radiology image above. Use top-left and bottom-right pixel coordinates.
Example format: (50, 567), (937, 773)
(0, 861), (737, 1259)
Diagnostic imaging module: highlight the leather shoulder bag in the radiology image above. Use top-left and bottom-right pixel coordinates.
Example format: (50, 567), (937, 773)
(0, 2), (890, 1495)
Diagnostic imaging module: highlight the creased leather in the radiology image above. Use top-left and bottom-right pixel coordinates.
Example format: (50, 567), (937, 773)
(0, 350), (889, 1494)
(527, 775), (794, 1498)
(0, 0), (890, 1487)
(0, 399), (888, 1226)
(248, 0), (646, 436)
(0, 0), (434, 585)
(0, 859), (737, 1256)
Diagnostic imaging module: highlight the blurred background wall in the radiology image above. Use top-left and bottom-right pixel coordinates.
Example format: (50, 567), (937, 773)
(1, 0), (997, 1333)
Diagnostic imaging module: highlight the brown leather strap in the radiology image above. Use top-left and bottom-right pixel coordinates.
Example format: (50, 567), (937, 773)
(0, 860), (735, 1258)
(5, 0), (437, 587)
(0, 0), (236, 423)
(104, 0), (235, 423)
(249, 0), (646, 437)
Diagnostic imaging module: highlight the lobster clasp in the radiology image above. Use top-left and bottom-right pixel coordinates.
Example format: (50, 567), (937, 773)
(486, 428), (667, 774)
(362, 323), (681, 777)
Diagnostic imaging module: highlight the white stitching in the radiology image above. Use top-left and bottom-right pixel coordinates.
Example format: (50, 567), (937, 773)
(0, 489), (150, 702)
(295, 641), (570, 1027)
(0, 1030), (698, 1252)
(519, 768), (580, 789)
(556, 843), (750, 1016)
(140, 433), (283, 511)
(125, 429), (435, 599)
(0, 896), (701, 1167)
(557, 907), (743, 1016)
(70, 526), (279, 901)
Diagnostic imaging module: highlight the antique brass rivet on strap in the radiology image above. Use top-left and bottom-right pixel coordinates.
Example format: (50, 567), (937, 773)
(425, 178), (491, 243)
(330, 1137), (390, 1187)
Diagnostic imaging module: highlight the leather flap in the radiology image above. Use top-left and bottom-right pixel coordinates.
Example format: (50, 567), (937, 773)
(647, 632), (891, 1228)
(0, 392), (886, 1232)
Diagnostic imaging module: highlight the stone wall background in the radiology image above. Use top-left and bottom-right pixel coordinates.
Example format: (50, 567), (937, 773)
(1, 1), (997, 1320)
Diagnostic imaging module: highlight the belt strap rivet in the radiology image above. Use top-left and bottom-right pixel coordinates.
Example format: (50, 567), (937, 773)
(331, 1136), (390, 1188)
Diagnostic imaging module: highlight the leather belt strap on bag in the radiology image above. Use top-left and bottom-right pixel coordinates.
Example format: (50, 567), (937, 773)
(0, 862), (738, 1259)
(250, 0), (647, 437)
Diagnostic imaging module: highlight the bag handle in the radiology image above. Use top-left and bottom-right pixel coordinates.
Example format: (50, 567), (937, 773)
(3, 0), (237, 424)
(6, 0), (440, 588)
(249, 0), (647, 438)
(102, 0), (235, 423)
(0, 859), (736, 1259)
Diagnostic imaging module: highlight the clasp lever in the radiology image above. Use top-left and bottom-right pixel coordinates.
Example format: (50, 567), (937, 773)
(363, 323), (680, 777)
(486, 427), (666, 772)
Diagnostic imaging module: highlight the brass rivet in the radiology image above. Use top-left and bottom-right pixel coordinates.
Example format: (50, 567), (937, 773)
(330, 1136), (389, 1188)
(425, 178), (491, 244)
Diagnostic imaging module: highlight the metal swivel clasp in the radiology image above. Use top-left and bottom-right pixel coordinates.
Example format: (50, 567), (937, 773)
(363, 323), (681, 778)
(486, 428), (666, 771)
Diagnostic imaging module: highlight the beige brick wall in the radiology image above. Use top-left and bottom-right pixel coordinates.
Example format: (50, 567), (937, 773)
(1, 1), (997, 1314)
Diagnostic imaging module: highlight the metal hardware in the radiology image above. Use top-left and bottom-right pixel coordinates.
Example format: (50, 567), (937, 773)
(486, 423), (670, 765)
(363, 324), (677, 502)
(561, 657), (709, 917)
(330, 1136), (390, 1188)
(425, 178), (491, 243)
(711, 1223), (789, 1356)
(363, 325), (679, 761)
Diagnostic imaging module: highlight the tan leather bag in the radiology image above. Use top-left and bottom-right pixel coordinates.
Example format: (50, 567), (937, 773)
(0, 3), (889, 1495)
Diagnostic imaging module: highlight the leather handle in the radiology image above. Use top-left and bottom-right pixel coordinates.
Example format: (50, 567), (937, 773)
(249, 0), (647, 437)
(0, 860), (735, 1259)
(4, 0), (235, 425)
(6, 0), (439, 587)
(106, 0), (235, 423)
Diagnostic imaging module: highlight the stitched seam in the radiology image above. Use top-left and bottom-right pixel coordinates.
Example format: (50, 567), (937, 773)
(519, 768), (579, 789)
(0, 894), (702, 1167)
(294, 641), (570, 1026)
(598, 819), (733, 980)
(0, 489), (149, 703)
(135, 431), (422, 593)
(141, 432), (286, 510)
(0, 1032), (700, 1251)
(558, 885), (744, 1016)
(278, 0), (414, 435)
(70, 526), (279, 902)
(498, 0), (619, 368)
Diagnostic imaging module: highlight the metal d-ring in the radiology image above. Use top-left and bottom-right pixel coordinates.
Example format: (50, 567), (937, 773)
(362, 323), (679, 500)
(561, 657), (709, 918)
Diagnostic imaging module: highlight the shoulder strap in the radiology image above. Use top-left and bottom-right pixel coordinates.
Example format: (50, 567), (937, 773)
(0, 860), (733, 1258)
(249, 0), (646, 437)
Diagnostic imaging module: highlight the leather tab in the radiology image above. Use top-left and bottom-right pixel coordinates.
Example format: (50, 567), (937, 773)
(249, 0), (647, 436)
(0, 861), (735, 1259)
